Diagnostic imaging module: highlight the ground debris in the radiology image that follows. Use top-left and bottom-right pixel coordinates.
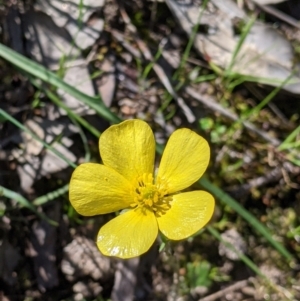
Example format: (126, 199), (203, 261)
(219, 229), (247, 261)
(35, 0), (105, 50)
(61, 235), (112, 282)
(166, 0), (300, 94)
(23, 10), (95, 116)
(111, 258), (139, 301)
(26, 204), (60, 292)
(10, 116), (77, 193)
(96, 55), (116, 107)
(72, 280), (103, 301)
(0, 238), (21, 286)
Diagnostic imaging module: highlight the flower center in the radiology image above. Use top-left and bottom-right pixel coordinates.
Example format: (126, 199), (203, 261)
(131, 173), (172, 216)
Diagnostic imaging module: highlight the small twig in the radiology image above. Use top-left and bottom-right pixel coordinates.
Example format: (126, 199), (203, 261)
(199, 279), (249, 301)
(244, 166), (282, 189)
(110, 29), (142, 59)
(227, 166), (282, 196)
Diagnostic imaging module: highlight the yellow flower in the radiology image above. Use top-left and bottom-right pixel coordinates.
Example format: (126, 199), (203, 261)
(69, 119), (214, 259)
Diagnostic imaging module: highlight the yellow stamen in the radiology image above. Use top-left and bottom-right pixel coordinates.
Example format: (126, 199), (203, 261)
(131, 173), (172, 216)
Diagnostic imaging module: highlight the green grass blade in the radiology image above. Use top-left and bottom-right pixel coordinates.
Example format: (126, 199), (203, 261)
(173, 0), (209, 79)
(142, 44), (163, 80)
(31, 79), (101, 138)
(287, 154), (300, 166)
(228, 74), (299, 90)
(243, 73), (295, 121)
(200, 177), (293, 261)
(31, 108), (94, 206)
(32, 184), (69, 206)
(0, 185), (58, 226)
(207, 226), (264, 277)
(0, 108), (77, 169)
(278, 141), (300, 150)
(31, 116), (93, 206)
(226, 16), (256, 76)
(278, 125), (300, 151)
(0, 43), (121, 124)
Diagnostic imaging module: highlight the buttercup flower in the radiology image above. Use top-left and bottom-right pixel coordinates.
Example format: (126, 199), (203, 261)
(69, 119), (214, 259)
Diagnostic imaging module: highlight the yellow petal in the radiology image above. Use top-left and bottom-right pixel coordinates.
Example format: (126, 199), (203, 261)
(157, 129), (210, 193)
(69, 163), (133, 216)
(100, 120), (155, 183)
(97, 208), (158, 258)
(157, 191), (214, 240)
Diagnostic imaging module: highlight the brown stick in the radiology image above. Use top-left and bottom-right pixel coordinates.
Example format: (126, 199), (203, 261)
(199, 279), (249, 301)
